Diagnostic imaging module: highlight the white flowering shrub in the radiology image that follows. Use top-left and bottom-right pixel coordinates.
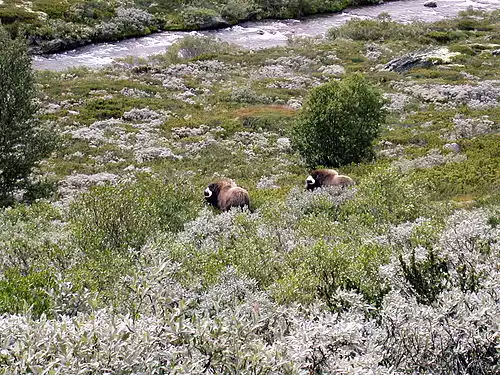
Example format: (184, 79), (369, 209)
(393, 148), (467, 173)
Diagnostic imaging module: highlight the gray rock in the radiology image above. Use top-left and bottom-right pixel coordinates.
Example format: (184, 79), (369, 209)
(383, 54), (432, 73)
(187, 15), (230, 30)
(383, 48), (459, 73)
(424, 1), (437, 7)
(443, 143), (461, 153)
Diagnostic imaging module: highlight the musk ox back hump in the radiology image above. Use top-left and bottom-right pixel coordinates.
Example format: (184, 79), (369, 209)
(220, 186), (250, 211)
(332, 174), (354, 187)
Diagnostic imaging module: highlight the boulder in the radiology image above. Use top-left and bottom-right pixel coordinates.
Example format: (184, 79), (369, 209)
(443, 143), (461, 153)
(424, 1), (437, 8)
(382, 48), (460, 73)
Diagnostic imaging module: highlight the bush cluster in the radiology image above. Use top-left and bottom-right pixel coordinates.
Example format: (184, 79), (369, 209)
(0, 194), (497, 373)
(1, 0), (392, 53)
(293, 73), (386, 167)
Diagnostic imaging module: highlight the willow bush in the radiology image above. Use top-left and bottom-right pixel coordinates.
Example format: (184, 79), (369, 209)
(293, 73), (386, 167)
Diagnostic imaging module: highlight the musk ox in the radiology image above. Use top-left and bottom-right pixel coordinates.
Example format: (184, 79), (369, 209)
(204, 179), (250, 211)
(305, 169), (354, 190)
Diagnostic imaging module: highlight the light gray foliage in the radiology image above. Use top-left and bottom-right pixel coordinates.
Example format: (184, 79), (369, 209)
(0, 204), (498, 374)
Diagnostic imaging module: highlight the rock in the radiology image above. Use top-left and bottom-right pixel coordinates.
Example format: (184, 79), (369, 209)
(382, 48), (460, 73)
(383, 54), (432, 73)
(424, 1), (437, 7)
(492, 49), (500, 56)
(443, 143), (461, 153)
(287, 98), (302, 110)
(41, 103), (61, 114)
(318, 64), (345, 75)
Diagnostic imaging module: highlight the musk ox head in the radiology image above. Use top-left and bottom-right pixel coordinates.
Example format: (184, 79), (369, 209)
(204, 179), (249, 211)
(305, 169), (338, 190)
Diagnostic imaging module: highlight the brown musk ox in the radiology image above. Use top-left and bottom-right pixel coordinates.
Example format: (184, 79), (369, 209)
(204, 179), (250, 211)
(305, 169), (354, 190)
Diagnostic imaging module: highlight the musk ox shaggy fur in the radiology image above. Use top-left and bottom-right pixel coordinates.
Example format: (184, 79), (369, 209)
(204, 179), (250, 211)
(306, 169), (354, 190)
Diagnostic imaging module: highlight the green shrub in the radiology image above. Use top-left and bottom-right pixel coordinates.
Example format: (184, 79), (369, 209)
(0, 268), (56, 318)
(0, 29), (55, 206)
(68, 0), (117, 23)
(424, 30), (466, 44)
(219, 0), (260, 23)
(0, 5), (39, 24)
(157, 35), (238, 64)
(292, 73), (386, 167)
(179, 7), (221, 29)
(0, 202), (71, 274)
(311, 241), (390, 311)
(258, 0), (349, 18)
(327, 14), (425, 41)
(399, 249), (449, 305)
(69, 177), (201, 256)
(342, 168), (445, 227)
(32, 0), (75, 18)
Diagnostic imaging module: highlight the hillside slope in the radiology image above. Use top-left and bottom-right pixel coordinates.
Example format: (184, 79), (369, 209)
(0, 9), (499, 374)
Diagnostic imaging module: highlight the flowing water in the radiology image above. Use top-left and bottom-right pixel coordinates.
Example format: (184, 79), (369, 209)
(33, 0), (500, 71)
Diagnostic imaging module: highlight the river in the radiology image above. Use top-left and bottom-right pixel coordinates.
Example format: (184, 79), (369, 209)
(33, 0), (500, 71)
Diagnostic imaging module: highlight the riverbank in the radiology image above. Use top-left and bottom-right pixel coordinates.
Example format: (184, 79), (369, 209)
(0, 0), (387, 55)
(33, 0), (500, 71)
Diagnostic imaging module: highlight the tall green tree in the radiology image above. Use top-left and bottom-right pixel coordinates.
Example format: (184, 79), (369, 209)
(293, 73), (385, 167)
(0, 28), (54, 206)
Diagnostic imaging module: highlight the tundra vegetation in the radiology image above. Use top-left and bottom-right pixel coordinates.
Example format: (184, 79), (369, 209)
(0, 9), (499, 374)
